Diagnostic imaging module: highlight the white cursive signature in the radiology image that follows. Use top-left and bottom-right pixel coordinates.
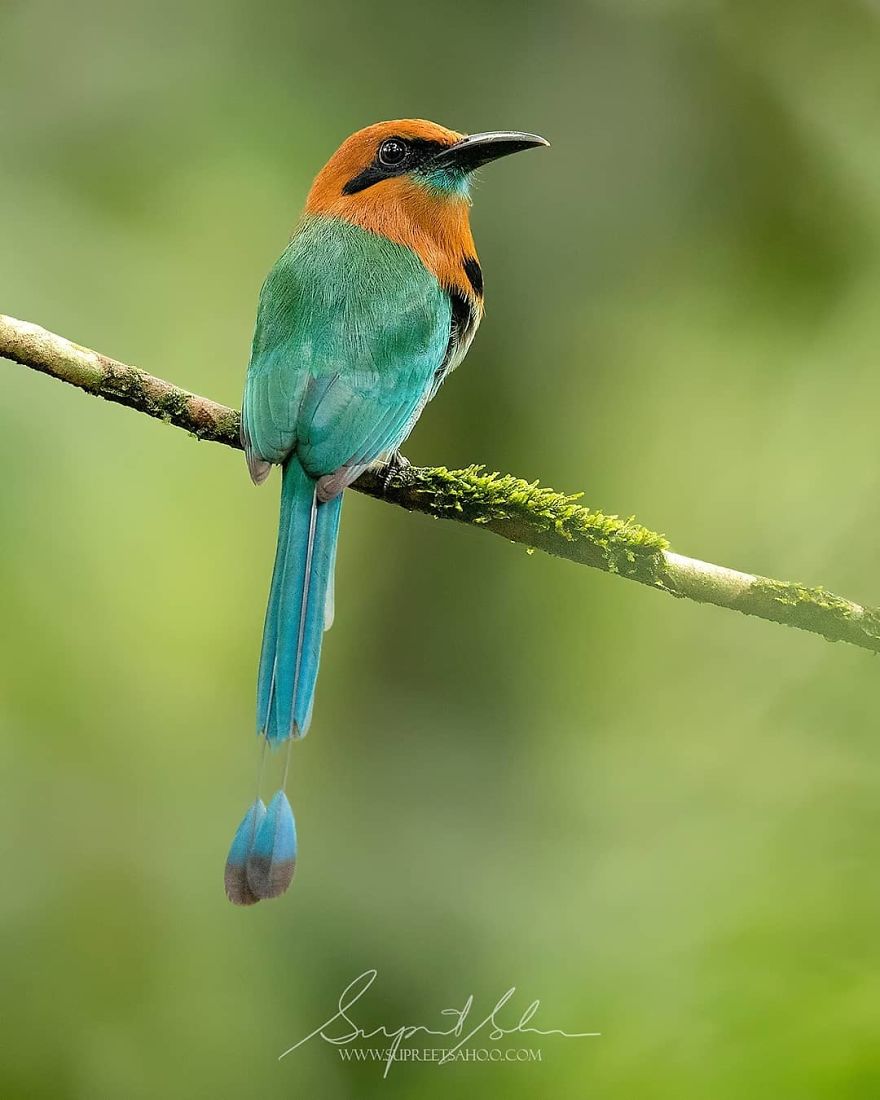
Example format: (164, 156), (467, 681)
(278, 969), (600, 1077)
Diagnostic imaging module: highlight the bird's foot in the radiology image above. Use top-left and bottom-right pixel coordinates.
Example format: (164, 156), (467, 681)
(379, 451), (412, 495)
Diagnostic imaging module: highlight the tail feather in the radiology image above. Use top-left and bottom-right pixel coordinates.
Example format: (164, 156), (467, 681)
(323, 492), (342, 632)
(273, 485), (318, 738)
(288, 495), (341, 733)
(257, 457), (343, 743)
(246, 790), (297, 899)
(224, 799), (267, 906)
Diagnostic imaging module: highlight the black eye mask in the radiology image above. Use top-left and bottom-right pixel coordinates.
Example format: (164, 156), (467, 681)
(342, 137), (452, 195)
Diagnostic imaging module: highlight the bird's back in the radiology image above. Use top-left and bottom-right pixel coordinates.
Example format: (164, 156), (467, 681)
(243, 214), (452, 479)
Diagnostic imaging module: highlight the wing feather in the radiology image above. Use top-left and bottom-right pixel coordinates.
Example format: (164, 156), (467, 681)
(242, 217), (453, 482)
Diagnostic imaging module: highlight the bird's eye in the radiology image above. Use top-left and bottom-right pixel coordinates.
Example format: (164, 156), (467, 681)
(378, 138), (408, 167)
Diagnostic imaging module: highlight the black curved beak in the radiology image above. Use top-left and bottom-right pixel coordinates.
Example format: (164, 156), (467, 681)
(430, 130), (550, 173)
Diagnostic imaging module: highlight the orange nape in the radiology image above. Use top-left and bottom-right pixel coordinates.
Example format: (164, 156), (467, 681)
(304, 119), (481, 303)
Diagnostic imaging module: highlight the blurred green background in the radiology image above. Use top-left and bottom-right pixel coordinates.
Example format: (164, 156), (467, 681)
(3, 0), (880, 1096)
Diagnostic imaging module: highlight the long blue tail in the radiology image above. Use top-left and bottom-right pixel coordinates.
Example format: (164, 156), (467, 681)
(258, 457), (343, 743)
(224, 458), (341, 905)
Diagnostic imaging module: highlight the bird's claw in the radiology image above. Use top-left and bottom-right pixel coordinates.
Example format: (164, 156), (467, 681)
(380, 451), (412, 495)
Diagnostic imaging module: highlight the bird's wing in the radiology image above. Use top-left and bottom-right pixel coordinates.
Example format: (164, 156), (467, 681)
(242, 218), (453, 483)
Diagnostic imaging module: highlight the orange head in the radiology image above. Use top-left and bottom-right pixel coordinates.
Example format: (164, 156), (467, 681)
(304, 119), (548, 299)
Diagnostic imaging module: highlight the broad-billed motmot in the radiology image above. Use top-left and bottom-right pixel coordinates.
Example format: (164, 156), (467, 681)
(224, 119), (548, 905)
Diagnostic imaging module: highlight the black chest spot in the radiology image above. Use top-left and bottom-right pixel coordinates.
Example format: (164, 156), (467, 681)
(462, 257), (483, 297)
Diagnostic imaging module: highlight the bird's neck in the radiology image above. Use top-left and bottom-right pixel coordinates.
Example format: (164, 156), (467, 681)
(304, 178), (480, 303)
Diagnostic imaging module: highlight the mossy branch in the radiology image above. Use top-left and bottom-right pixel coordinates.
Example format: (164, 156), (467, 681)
(3, 312), (880, 656)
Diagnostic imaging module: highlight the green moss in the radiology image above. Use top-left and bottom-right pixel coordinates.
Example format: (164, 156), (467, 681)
(216, 409), (243, 446)
(753, 578), (880, 644)
(157, 388), (193, 425)
(756, 579), (853, 615)
(405, 465), (668, 576)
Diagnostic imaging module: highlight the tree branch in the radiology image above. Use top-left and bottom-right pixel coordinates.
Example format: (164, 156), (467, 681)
(3, 312), (879, 655)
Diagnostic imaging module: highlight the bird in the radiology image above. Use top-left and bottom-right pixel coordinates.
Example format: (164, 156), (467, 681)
(224, 119), (549, 905)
